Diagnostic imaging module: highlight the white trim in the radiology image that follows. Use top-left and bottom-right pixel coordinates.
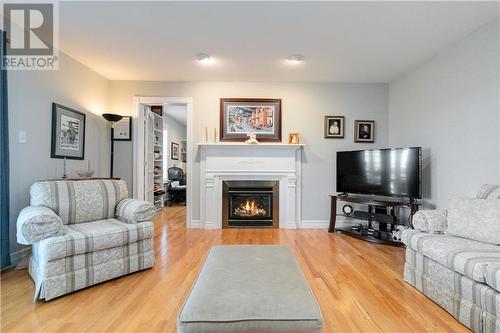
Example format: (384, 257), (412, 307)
(132, 96), (194, 228)
(9, 246), (31, 266)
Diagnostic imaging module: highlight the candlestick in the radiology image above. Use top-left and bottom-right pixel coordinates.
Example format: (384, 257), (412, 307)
(205, 127), (208, 142)
(62, 157), (68, 179)
(214, 128), (217, 143)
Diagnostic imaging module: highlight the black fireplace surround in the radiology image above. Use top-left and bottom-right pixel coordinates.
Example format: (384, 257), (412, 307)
(222, 180), (279, 228)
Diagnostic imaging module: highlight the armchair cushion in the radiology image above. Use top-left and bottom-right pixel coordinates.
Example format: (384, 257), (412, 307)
(412, 210), (448, 234)
(116, 199), (156, 224)
(446, 197), (500, 245)
(17, 206), (64, 245)
(30, 179), (128, 225)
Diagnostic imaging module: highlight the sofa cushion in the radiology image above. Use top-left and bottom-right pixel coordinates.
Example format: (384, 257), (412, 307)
(16, 206), (64, 245)
(412, 210), (447, 234)
(402, 229), (500, 283)
(446, 197), (500, 245)
(485, 263), (500, 293)
(476, 184), (500, 199)
(30, 179), (128, 224)
(32, 218), (153, 262)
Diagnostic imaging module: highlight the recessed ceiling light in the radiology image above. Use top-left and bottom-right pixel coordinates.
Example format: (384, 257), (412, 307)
(287, 54), (304, 64)
(195, 53), (211, 64)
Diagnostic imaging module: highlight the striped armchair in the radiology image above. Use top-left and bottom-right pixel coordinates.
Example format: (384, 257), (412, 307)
(402, 184), (500, 333)
(17, 179), (156, 301)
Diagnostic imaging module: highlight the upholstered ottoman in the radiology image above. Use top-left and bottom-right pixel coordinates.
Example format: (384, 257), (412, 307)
(178, 245), (323, 333)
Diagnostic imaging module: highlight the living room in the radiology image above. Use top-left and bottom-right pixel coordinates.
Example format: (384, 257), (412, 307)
(1, 2), (499, 333)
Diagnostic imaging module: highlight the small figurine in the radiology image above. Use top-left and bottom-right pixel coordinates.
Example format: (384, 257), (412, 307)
(245, 133), (259, 144)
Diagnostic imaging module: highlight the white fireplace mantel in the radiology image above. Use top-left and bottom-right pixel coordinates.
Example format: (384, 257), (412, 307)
(198, 143), (304, 229)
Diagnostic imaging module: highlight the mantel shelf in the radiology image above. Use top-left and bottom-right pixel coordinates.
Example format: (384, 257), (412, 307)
(198, 143), (305, 149)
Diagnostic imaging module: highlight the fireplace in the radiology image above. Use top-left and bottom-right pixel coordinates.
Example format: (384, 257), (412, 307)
(222, 181), (279, 228)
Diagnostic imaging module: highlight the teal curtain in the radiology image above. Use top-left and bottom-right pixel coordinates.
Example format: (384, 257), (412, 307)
(1, 30), (11, 269)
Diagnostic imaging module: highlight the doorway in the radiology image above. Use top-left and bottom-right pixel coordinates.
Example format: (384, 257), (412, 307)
(132, 96), (193, 227)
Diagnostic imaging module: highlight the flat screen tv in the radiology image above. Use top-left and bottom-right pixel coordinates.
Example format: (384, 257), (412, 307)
(337, 147), (422, 199)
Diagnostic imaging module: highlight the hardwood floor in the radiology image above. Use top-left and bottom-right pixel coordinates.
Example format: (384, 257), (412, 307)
(1, 206), (469, 333)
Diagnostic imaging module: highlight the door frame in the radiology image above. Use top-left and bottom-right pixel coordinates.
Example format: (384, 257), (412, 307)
(132, 96), (194, 227)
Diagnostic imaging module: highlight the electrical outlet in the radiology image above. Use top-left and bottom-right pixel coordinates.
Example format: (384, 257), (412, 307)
(18, 131), (27, 144)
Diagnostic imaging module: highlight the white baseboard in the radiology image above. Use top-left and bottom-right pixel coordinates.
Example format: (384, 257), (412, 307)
(189, 219), (201, 228)
(9, 246), (31, 267)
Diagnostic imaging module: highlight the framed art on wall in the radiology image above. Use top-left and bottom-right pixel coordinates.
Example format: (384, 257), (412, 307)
(51, 103), (86, 160)
(171, 142), (179, 160)
(354, 120), (375, 143)
(220, 98), (282, 142)
(324, 115), (344, 138)
(113, 116), (132, 141)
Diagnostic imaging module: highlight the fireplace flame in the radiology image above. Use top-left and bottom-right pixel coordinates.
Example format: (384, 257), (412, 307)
(235, 198), (266, 217)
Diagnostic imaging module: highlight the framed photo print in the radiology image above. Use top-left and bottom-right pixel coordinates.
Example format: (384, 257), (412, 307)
(113, 116), (132, 141)
(354, 120), (375, 143)
(51, 103), (86, 160)
(288, 132), (300, 144)
(171, 142), (179, 160)
(220, 98), (282, 142)
(324, 116), (344, 138)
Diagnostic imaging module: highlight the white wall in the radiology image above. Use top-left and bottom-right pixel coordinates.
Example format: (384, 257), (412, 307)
(108, 81), (389, 225)
(389, 18), (500, 209)
(164, 108), (187, 175)
(8, 51), (110, 260)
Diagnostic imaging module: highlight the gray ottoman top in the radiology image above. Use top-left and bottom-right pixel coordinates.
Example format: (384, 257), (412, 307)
(178, 245), (323, 333)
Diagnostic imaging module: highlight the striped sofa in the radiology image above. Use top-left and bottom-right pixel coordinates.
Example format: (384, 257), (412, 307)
(16, 179), (156, 301)
(402, 184), (500, 333)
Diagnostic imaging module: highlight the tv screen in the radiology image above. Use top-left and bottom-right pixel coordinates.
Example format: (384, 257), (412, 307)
(337, 147), (422, 199)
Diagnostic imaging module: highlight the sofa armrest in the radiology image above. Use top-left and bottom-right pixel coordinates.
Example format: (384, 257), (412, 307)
(412, 210), (448, 234)
(116, 198), (157, 224)
(17, 206), (64, 245)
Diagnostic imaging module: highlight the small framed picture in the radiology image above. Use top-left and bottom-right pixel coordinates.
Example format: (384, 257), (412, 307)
(288, 133), (300, 144)
(51, 103), (86, 160)
(113, 116), (132, 141)
(324, 116), (344, 138)
(354, 120), (375, 143)
(171, 142), (179, 160)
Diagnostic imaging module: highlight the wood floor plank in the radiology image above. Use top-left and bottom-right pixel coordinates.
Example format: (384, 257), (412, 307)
(1, 206), (470, 332)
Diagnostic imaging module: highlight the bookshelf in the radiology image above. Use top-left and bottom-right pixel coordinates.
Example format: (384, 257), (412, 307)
(151, 106), (165, 210)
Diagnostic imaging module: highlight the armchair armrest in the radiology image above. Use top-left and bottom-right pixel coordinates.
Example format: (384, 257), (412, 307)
(412, 210), (448, 234)
(116, 198), (156, 224)
(17, 206), (64, 245)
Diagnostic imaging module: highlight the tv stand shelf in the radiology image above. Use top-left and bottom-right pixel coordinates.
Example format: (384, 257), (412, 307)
(334, 226), (404, 247)
(328, 194), (419, 247)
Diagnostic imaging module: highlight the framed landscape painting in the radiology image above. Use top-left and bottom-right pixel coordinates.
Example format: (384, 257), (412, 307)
(51, 103), (86, 159)
(220, 98), (282, 142)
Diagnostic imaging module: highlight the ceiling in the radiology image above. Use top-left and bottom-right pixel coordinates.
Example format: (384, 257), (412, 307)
(59, 1), (499, 82)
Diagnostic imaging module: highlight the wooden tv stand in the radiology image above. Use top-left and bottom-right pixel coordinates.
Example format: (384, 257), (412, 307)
(328, 194), (419, 246)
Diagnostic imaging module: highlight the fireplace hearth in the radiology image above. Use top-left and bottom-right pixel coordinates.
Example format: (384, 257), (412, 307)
(222, 180), (279, 228)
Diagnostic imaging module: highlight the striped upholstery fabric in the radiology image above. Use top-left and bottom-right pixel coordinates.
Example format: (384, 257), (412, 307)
(32, 219), (153, 262)
(116, 198), (156, 224)
(30, 179), (128, 224)
(405, 248), (499, 333)
(30, 240), (154, 301)
(477, 184), (500, 199)
(403, 229), (500, 283)
(486, 264), (500, 293)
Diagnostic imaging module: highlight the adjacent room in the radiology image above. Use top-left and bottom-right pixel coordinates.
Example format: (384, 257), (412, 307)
(1, 1), (499, 333)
